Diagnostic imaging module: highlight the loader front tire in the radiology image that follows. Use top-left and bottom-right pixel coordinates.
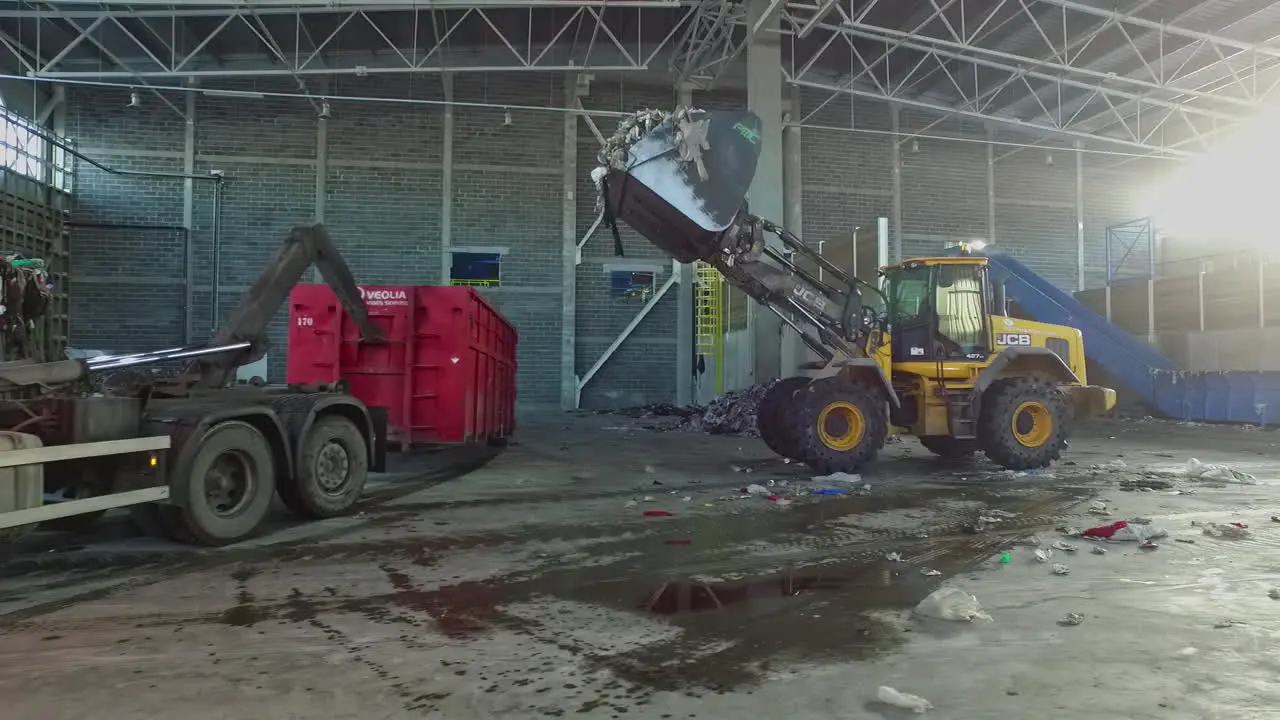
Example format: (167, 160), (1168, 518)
(977, 375), (1070, 470)
(757, 377), (809, 460)
(787, 377), (887, 474)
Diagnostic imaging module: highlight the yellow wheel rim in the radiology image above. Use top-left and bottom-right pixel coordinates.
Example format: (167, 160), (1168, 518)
(817, 401), (865, 451)
(1011, 400), (1053, 448)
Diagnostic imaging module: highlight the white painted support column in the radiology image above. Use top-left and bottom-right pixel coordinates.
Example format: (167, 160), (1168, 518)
(1075, 140), (1085, 291)
(780, 89), (803, 378)
(561, 77), (581, 410)
(674, 83), (695, 405)
(439, 74), (455, 285)
(182, 88), (196, 342)
(889, 106), (903, 262)
(876, 217), (889, 283)
(1259, 264), (1266, 328)
(1197, 273), (1205, 332)
(745, 0), (785, 384)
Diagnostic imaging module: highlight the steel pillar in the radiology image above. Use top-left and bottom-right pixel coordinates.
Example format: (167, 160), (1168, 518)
(746, 0), (784, 385)
(781, 89), (804, 378)
(561, 76), (581, 410)
(675, 83), (695, 406)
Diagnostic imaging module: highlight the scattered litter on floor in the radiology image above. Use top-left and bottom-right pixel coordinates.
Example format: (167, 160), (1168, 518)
(1091, 545), (1107, 555)
(812, 471), (862, 484)
(744, 484), (768, 495)
(1058, 612), (1085, 626)
(768, 496), (793, 507)
(1088, 500), (1110, 515)
(1034, 548), (1053, 563)
(1268, 588), (1280, 600)
(1184, 458), (1257, 484)
(921, 568), (942, 577)
(1082, 520), (1168, 542)
(1214, 619), (1246, 629)
(999, 552), (1012, 564)
(812, 487), (848, 496)
(885, 552), (903, 563)
(1051, 540), (1077, 553)
(876, 686), (933, 714)
(644, 465), (656, 473)
(1195, 521), (1252, 539)
(1051, 563), (1071, 575)
(914, 587), (992, 622)
(643, 510), (673, 517)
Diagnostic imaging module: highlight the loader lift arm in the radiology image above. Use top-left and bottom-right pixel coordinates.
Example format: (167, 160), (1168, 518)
(594, 108), (885, 364)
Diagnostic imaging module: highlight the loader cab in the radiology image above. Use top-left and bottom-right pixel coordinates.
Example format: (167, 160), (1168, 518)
(885, 258), (991, 363)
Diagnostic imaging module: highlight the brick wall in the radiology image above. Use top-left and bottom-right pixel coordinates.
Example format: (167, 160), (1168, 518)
(64, 75), (1159, 411)
(797, 89), (1152, 291)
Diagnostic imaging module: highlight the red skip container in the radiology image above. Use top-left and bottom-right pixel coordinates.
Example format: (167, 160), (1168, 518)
(286, 284), (518, 447)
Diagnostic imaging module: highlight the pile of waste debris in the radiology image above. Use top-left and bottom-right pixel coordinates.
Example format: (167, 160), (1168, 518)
(609, 382), (775, 436)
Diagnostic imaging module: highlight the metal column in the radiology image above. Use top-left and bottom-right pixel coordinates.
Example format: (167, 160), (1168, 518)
(439, 74), (455, 285)
(674, 84), (695, 405)
(889, 105), (903, 262)
(781, 89), (804, 378)
(1075, 140), (1085, 291)
(986, 126), (995, 242)
(182, 89), (196, 343)
(745, 0), (785, 384)
(561, 77), (581, 410)
(311, 103), (328, 285)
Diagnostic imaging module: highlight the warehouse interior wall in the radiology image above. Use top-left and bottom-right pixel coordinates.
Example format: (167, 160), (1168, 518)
(64, 73), (1163, 411)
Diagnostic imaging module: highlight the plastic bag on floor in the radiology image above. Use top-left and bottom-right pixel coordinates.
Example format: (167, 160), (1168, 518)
(877, 686), (933, 714)
(914, 587), (992, 622)
(1185, 458), (1257, 484)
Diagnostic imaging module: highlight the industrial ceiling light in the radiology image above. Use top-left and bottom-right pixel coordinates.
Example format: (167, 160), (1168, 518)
(127, 90), (140, 109)
(1045, 152), (1054, 166)
(503, 108), (512, 126)
(910, 139), (919, 153)
(319, 100), (331, 119)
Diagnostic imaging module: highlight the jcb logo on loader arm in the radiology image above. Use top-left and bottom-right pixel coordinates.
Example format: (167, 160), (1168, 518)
(996, 333), (1032, 346)
(792, 285), (828, 312)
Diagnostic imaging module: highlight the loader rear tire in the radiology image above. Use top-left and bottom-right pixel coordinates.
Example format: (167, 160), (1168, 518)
(757, 377), (809, 460)
(919, 436), (980, 459)
(977, 375), (1070, 470)
(786, 377), (887, 474)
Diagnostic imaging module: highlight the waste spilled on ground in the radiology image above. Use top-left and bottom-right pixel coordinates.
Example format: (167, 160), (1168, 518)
(607, 382), (776, 436)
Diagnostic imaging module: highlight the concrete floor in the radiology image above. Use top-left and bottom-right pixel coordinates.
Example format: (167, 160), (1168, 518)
(1, 414), (1279, 719)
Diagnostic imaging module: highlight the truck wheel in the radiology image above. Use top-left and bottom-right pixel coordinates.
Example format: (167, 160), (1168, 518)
(786, 377), (887, 474)
(280, 415), (369, 519)
(919, 436), (980, 459)
(757, 377), (809, 459)
(170, 420), (276, 546)
(977, 376), (1070, 470)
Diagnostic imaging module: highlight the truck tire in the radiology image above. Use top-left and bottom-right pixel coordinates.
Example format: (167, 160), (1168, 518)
(757, 377), (809, 460)
(279, 415), (369, 519)
(977, 375), (1070, 470)
(918, 436), (980, 459)
(168, 420), (277, 546)
(785, 376), (887, 474)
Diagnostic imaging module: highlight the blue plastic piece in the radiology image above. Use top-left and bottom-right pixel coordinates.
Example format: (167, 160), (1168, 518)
(979, 251), (1277, 426)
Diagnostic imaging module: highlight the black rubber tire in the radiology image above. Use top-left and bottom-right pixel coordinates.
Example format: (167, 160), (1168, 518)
(278, 415), (369, 519)
(918, 436), (981, 459)
(757, 377), (810, 459)
(169, 420), (277, 546)
(977, 375), (1071, 470)
(785, 376), (888, 474)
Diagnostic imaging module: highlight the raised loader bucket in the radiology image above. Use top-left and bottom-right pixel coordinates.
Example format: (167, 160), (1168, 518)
(600, 109), (762, 263)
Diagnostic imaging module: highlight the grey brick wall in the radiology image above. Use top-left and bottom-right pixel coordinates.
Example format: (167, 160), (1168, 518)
(64, 74), (1157, 412)
(575, 81), (680, 409)
(798, 89), (1149, 291)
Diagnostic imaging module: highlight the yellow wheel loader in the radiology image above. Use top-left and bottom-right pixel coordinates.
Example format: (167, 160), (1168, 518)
(592, 108), (1115, 473)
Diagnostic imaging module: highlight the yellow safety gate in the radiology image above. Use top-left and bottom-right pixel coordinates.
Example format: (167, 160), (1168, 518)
(694, 261), (724, 395)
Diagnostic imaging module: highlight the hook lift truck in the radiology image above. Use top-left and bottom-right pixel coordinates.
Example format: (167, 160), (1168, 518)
(0, 225), (388, 546)
(594, 108), (1115, 474)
